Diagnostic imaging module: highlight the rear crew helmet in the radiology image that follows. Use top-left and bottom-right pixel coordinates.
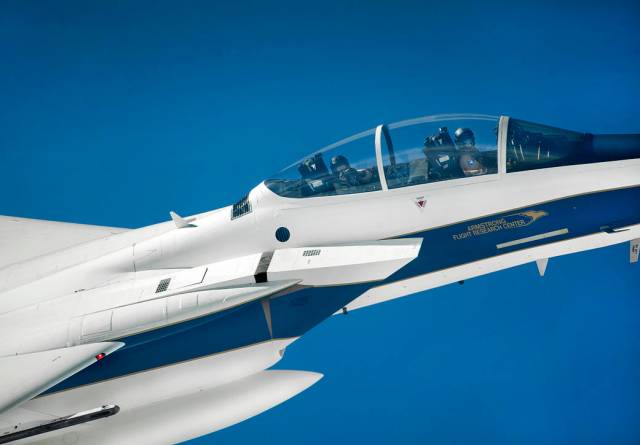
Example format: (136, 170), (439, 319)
(330, 155), (351, 173)
(454, 127), (475, 147)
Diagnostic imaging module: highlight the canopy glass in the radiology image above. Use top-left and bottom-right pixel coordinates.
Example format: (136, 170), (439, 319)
(264, 114), (500, 198)
(506, 118), (640, 172)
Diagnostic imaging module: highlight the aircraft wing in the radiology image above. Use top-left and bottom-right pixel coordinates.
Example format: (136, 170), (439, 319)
(0, 216), (127, 270)
(0, 239), (423, 442)
(0, 342), (123, 414)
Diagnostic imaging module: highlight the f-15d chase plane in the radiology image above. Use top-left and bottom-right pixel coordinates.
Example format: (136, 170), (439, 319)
(1, 114), (639, 444)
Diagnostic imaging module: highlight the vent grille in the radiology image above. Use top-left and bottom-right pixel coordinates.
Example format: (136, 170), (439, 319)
(156, 278), (171, 293)
(231, 195), (252, 220)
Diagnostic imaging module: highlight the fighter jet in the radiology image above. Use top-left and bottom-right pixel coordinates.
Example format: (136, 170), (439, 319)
(1, 114), (639, 444)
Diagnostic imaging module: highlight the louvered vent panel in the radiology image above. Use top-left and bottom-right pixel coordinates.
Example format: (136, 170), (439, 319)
(156, 278), (171, 293)
(231, 195), (252, 220)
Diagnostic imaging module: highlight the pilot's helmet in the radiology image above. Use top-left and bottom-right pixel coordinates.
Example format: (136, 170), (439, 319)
(454, 128), (476, 150)
(330, 155), (351, 173)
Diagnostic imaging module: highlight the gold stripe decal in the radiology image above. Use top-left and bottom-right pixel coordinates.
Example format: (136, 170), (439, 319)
(496, 228), (569, 249)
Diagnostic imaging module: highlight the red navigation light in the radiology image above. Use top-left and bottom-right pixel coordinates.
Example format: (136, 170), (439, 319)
(95, 353), (106, 361)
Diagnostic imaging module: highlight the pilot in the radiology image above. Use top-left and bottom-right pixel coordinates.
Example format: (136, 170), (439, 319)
(330, 155), (373, 191)
(454, 127), (487, 177)
(422, 127), (462, 181)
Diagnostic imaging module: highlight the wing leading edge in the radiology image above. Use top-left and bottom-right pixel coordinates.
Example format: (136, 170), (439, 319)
(0, 216), (127, 270)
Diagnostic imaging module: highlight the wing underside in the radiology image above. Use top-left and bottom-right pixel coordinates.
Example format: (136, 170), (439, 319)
(0, 340), (319, 444)
(0, 342), (123, 414)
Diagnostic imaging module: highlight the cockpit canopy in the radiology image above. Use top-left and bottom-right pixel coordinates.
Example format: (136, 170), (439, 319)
(264, 114), (640, 199)
(265, 114), (500, 198)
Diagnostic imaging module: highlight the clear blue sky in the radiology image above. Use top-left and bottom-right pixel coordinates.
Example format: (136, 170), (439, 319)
(1, 1), (639, 444)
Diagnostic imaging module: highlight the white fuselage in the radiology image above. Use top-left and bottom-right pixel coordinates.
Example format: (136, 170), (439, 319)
(1, 157), (639, 349)
(1, 133), (639, 444)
